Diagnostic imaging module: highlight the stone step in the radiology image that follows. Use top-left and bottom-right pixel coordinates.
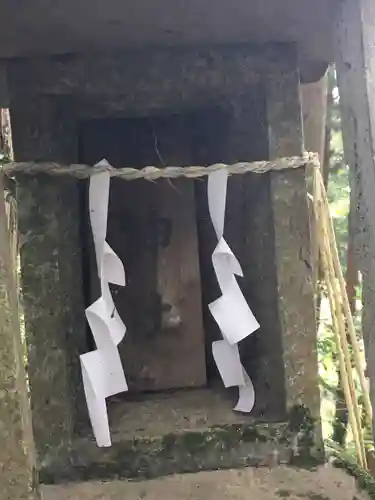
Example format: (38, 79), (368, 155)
(41, 465), (369, 500)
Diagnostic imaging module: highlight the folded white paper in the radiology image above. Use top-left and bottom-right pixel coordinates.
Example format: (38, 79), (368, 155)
(235, 368), (256, 413)
(207, 169), (260, 413)
(80, 160), (128, 447)
(212, 340), (246, 388)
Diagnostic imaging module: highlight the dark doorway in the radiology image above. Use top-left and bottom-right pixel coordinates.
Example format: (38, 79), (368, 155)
(78, 108), (229, 392)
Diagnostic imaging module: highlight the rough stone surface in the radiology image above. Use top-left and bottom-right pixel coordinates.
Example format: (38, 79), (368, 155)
(7, 42), (321, 484)
(41, 466), (370, 500)
(271, 169), (319, 416)
(266, 62), (321, 430)
(7, 44), (292, 119)
(334, 0), (375, 441)
(0, 0), (338, 73)
(10, 95), (87, 462)
(220, 79), (286, 420)
(301, 75), (328, 165)
(7, 43), (299, 426)
(38, 389), (320, 484)
(0, 174), (39, 499)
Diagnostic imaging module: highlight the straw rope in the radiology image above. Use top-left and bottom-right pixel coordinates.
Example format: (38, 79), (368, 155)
(2, 153), (318, 180)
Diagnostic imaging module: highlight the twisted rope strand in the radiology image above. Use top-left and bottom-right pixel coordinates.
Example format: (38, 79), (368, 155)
(1, 153), (318, 181)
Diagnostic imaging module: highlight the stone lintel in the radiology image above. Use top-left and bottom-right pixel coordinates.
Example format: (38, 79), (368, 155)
(6, 44), (299, 122)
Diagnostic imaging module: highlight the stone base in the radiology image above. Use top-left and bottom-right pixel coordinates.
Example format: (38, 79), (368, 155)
(39, 386), (321, 484)
(41, 465), (370, 500)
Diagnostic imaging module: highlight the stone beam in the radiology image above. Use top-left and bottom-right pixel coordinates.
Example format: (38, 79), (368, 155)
(6, 45), (292, 108)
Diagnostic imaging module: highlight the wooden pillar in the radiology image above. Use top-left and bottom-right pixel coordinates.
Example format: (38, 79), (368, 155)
(9, 94), (87, 463)
(265, 52), (321, 422)
(334, 0), (375, 434)
(0, 171), (39, 498)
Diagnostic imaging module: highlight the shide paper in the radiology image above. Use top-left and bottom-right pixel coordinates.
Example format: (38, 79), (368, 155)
(208, 169), (260, 413)
(80, 160), (128, 447)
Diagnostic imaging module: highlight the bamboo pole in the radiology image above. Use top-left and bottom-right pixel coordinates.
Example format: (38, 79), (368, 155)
(318, 173), (373, 425)
(313, 167), (367, 468)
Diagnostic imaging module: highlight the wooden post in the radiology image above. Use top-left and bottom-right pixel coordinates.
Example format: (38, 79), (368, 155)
(334, 0), (375, 435)
(0, 172), (39, 499)
(9, 94), (87, 463)
(266, 53), (321, 423)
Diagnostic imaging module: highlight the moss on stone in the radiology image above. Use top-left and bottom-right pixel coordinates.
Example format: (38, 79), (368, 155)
(161, 434), (177, 454)
(287, 404), (323, 467)
(160, 423), (284, 458)
(304, 494), (331, 500)
(179, 432), (211, 453)
(41, 404), (322, 483)
(288, 405), (315, 434)
(333, 457), (375, 499)
(277, 489), (292, 497)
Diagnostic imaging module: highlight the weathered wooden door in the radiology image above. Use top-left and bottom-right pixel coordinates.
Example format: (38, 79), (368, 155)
(79, 114), (207, 391)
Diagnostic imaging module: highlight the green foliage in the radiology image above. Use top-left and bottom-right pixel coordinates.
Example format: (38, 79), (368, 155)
(328, 164), (349, 271)
(329, 441), (375, 499)
(326, 67), (349, 272)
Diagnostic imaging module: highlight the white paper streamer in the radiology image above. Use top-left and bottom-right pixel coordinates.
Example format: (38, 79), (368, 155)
(80, 159), (128, 447)
(208, 169), (260, 412)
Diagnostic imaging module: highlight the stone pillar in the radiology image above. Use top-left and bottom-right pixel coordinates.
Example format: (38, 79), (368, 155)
(223, 87), (288, 420)
(0, 173), (39, 499)
(334, 0), (375, 437)
(265, 55), (321, 424)
(301, 74), (328, 165)
(9, 94), (87, 463)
